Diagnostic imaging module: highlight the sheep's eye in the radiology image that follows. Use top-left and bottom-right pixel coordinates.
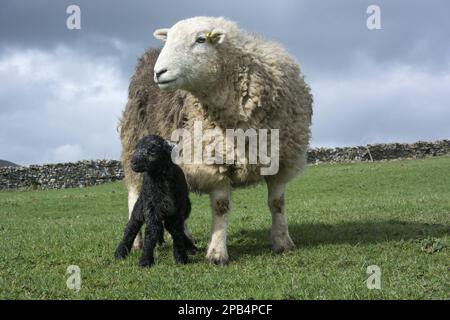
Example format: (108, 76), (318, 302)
(196, 37), (206, 44)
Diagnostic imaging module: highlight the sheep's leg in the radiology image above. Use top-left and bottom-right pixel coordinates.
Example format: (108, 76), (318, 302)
(206, 187), (231, 265)
(139, 219), (160, 267)
(115, 216), (144, 260)
(128, 188), (143, 249)
(266, 178), (295, 253)
(165, 218), (188, 264)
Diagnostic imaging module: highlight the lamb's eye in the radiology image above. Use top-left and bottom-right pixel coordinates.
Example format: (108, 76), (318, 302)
(196, 37), (206, 44)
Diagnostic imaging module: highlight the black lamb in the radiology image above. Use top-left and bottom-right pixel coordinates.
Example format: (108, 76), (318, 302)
(114, 135), (196, 267)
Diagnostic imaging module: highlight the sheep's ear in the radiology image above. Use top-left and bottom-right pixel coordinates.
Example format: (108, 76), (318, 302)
(207, 29), (226, 45)
(153, 28), (169, 41)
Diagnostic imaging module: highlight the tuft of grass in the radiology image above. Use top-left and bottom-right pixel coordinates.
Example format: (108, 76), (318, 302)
(0, 157), (449, 299)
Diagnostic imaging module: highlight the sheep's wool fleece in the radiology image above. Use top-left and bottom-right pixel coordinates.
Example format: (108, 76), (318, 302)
(119, 17), (313, 193)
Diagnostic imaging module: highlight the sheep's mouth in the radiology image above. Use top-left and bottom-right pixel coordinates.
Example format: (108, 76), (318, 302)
(157, 79), (177, 85)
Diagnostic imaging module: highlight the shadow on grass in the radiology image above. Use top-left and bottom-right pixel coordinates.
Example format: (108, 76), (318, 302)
(228, 220), (450, 260)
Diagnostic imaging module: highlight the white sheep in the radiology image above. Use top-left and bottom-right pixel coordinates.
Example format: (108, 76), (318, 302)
(119, 16), (313, 265)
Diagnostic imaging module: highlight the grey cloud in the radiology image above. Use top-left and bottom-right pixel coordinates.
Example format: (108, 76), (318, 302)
(310, 60), (450, 147)
(0, 46), (126, 164)
(0, 0), (449, 164)
(2, 0), (450, 74)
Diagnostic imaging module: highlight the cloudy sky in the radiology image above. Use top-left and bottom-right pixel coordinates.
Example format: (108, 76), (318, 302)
(1, 0), (449, 165)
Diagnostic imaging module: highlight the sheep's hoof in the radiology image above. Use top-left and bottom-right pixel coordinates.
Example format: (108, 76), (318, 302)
(138, 257), (154, 268)
(206, 248), (229, 266)
(114, 244), (129, 260)
(271, 233), (296, 254)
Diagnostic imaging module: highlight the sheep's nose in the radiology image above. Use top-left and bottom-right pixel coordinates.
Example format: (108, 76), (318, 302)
(155, 68), (168, 79)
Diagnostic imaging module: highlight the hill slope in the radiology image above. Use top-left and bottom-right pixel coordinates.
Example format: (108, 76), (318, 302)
(0, 157), (449, 299)
(0, 159), (18, 167)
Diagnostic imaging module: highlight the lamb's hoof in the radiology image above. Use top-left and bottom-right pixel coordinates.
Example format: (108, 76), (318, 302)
(114, 244), (129, 260)
(175, 255), (188, 265)
(187, 245), (198, 255)
(184, 236), (198, 254)
(138, 257), (154, 268)
(206, 247), (229, 266)
(272, 234), (296, 254)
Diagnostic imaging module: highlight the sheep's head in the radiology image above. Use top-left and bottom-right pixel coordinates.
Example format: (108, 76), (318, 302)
(153, 17), (236, 92)
(131, 135), (172, 173)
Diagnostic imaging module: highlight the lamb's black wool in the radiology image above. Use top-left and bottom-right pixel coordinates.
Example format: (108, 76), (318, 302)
(115, 135), (196, 267)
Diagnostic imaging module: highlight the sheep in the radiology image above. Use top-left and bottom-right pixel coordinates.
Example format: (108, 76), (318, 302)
(114, 135), (196, 267)
(119, 16), (313, 265)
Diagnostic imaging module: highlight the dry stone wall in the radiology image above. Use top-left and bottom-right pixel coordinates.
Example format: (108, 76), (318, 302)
(1, 140), (449, 190)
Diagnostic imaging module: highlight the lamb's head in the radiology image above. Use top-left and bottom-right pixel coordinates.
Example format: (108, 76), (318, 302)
(131, 135), (173, 173)
(153, 17), (238, 92)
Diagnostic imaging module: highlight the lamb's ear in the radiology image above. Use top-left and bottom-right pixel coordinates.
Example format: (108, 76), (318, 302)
(207, 29), (226, 45)
(153, 28), (169, 41)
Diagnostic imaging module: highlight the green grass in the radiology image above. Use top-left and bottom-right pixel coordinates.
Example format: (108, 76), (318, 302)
(0, 157), (449, 300)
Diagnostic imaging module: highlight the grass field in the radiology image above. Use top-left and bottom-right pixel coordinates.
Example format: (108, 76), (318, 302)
(0, 157), (449, 299)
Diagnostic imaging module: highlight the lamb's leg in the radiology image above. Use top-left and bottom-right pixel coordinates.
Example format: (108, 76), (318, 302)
(157, 223), (165, 246)
(165, 218), (188, 264)
(184, 221), (195, 244)
(266, 177), (295, 253)
(115, 216), (144, 260)
(184, 198), (195, 245)
(139, 219), (160, 267)
(184, 207), (197, 252)
(206, 186), (231, 265)
(184, 233), (197, 253)
(128, 188), (143, 249)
